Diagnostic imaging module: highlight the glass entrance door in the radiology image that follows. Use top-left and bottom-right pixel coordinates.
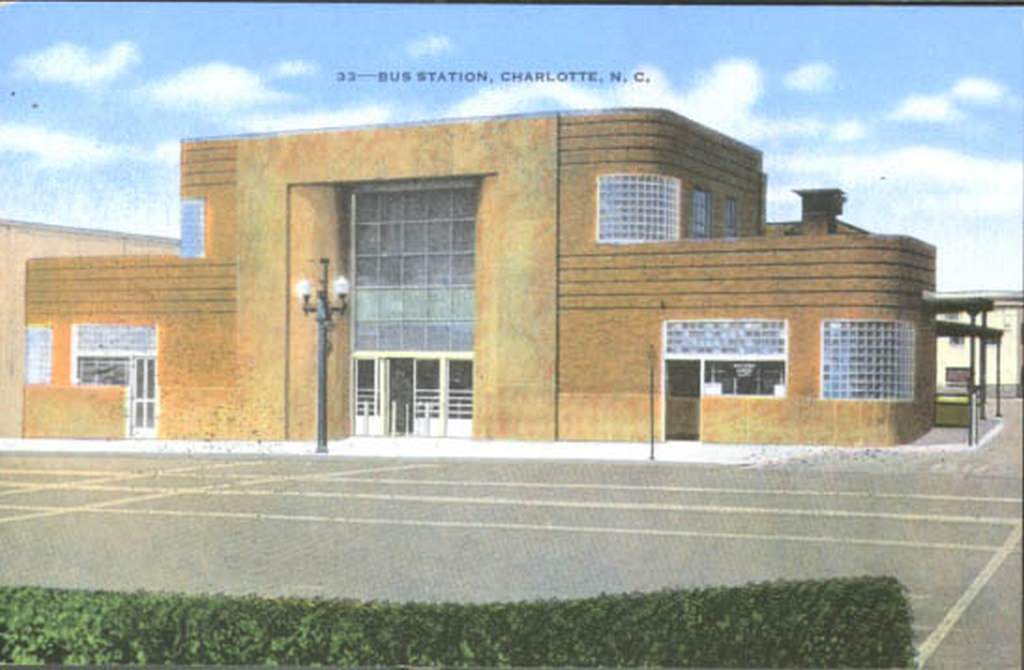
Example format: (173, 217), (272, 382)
(388, 358), (415, 436)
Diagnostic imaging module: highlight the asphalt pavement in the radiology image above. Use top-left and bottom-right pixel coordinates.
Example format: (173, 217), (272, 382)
(0, 401), (1020, 669)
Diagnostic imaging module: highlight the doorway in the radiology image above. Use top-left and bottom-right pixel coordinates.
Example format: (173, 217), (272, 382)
(665, 360), (700, 440)
(130, 356), (157, 438)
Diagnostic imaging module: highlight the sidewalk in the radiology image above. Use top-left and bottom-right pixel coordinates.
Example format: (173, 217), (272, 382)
(0, 418), (1004, 467)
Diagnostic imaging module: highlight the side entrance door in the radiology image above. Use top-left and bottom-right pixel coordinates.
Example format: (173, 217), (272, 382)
(665, 360), (700, 441)
(130, 356), (157, 438)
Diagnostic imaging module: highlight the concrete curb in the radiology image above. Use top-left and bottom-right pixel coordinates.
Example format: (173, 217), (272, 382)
(0, 419), (1004, 467)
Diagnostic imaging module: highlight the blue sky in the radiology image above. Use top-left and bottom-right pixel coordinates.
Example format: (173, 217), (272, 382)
(2, 3), (1021, 291)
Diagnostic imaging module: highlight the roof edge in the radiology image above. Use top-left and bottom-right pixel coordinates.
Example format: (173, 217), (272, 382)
(181, 107), (763, 156)
(1, 218), (179, 244)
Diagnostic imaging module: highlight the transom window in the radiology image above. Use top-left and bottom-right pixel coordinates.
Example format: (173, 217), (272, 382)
(666, 320), (786, 357)
(353, 181), (477, 352)
(596, 174), (680, 244)
(691, 188), (711, 239)
(822, 320), (914, 400)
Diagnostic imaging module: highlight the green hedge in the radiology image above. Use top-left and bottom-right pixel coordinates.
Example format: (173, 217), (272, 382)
(0, 576), (913, 667)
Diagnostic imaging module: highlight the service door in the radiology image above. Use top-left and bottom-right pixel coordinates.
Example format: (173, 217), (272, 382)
(130, 356), (157, 438)
(665, 360), (700, 441)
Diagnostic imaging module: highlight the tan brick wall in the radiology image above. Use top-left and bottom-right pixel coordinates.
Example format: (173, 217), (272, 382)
(556, 232), (937, 446)
(23, 256), (239, 439)
(2, 222), (176, 437)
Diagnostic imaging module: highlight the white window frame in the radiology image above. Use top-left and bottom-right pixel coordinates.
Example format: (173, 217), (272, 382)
(25, 325), (53, 385)
(663, 319), (788, 399)
(180, 198), (206, 259)
(71, 324), (158, 386)
(820, 319), (916, 402)
(595, 174), (681, 244)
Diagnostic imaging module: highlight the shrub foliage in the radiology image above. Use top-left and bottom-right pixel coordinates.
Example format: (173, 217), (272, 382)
(0, 576), (913, 667)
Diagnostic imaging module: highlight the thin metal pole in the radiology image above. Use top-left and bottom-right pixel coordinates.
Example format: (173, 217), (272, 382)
(648, 345), (655, 461)
(980, 311), (988, 420)
(969, 312), (976, 401)
(996, 340), (1002, 417)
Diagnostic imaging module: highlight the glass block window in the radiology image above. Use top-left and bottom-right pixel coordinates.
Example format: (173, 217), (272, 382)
(354, 183), (477, 352)
(597, 174), (680, 243)
(724, 198), (738, 238)
(666, 321), (786, 357)
(691, 188), (711, 239)
(76, 325), (156, 353)
(822, 321), (915, 400)
(25, 326), (52, 385)
(180, 199), (205, 258)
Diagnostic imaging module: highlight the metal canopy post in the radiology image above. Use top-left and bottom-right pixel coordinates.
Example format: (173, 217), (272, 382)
(996, 340), (1002, 417)
(980, 311), (988, 419)
(969, 311), (977, 402)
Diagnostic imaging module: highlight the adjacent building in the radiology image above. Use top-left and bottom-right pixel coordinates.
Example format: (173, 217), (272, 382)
(2, 219), (178, 437)
(22, 108), (938, 446)
(935, 291), (1023, 397)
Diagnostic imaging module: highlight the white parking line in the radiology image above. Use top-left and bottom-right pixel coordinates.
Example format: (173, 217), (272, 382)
(3, 482), (1013, 528)
(329, 476), (1024, 505)
(916, 522), (1023, 668)
(0, 463), (434, 525)
(0, 502), (1007, 553)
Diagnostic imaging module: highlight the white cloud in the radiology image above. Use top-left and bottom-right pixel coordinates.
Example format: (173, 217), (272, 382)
(831, 120), (867, 142)
(887, 76), (1011, 124)
(141, 62), (292, 112)
(783, 62), (836, 93)
(13, 40), (140, 88)
(951, 77), (1006, 105)
(150, 140), (181, 165)
(768, 145), (1023, 289)
(446, 59), (825, 144)
(406, 35), (454, 58)
(237, 104), (393, 133)
(888, 94), (964, 123)
(271, 59), (318, 78)
(0, 122), (128, 167)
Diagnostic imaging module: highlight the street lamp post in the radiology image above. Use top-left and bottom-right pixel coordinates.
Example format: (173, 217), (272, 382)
(296, 258), (350, 454)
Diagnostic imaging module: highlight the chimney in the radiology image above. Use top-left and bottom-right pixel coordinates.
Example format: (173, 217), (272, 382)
(794, 188), (846, 235)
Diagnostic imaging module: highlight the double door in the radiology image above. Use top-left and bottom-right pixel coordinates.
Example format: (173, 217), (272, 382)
(354, 357), (472, 438)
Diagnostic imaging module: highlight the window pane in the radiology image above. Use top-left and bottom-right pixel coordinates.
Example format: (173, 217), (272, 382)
(402, 323), (425, 351)
(356, 290), (379, 320)
(426, 324), (450, 350)
(356, 225), (379, 254)
(453, 189), (477, 218)
(180, 199), (205, 258)
(379, 323), (402, 350)
(691, 189), (711, 239)
(452, 220), (474, 252)
(380, 224), (401, 254)
(379, 290), (403, 320)
(416, 359), (440, 389)
(25, 326), (52, 385)
(452, 288), (474, 319)
(356, 257), (378, 287)
(379, 257), (401, 286)
(77, 357), (130, 386)
(428, 255), (451, 286)
(403, 222), (427, 252)
(428, 220), (451, 253)
(402, 255), (427, 286)
(425, 189), (451, 219)
(451, 322), (473, 351)
(355, 193), (379, 223)
(451, 254), (474, 285)
(77, 325), (156, 354)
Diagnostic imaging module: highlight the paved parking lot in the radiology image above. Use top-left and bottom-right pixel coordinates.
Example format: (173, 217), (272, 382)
(0, 408), (1020, 668)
